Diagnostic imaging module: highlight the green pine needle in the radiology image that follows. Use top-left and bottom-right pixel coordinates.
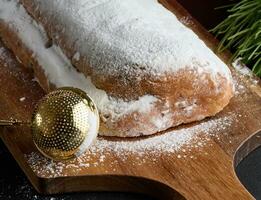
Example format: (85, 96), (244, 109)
(211, 0), (261, 77)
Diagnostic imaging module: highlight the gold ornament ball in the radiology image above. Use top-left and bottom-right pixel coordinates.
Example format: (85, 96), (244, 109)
(31, 87), (99, 160)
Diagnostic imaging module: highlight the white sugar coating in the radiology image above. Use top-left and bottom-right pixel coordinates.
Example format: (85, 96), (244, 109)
(0, 0), (158, 123)
(24, 114), (236, 178)
(22, 0), (232, 80)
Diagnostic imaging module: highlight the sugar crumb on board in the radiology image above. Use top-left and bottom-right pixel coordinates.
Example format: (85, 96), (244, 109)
(179, 16), (193, 26)
(19, 97), (26, 102)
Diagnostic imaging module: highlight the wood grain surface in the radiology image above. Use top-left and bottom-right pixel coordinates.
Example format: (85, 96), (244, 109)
(0, 0), (260, 199)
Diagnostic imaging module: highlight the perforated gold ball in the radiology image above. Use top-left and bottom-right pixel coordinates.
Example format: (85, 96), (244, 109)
(31, 87), (99, 160)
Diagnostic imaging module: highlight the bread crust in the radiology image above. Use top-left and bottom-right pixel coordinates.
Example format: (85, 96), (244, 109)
(0, 0), (234, 137)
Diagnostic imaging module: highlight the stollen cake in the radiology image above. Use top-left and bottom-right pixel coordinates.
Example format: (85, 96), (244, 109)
(0, 0), (234, 137)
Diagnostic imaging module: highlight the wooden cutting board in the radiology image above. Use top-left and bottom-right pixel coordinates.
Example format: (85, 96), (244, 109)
(0, 0), (260, 199)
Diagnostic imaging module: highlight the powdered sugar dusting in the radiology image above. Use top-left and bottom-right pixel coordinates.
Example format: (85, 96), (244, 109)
(233, 78), (247, 96)
(232, 59), (260, 96)
(232, 59), (259, 85)
(233, 59), (253, 77)
(90, 116), (233, 155)
(24, 0), (232, 80)
(25, 113), (235, 178)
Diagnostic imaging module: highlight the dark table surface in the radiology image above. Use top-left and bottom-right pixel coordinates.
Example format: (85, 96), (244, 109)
(0, 138), (260, 200)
